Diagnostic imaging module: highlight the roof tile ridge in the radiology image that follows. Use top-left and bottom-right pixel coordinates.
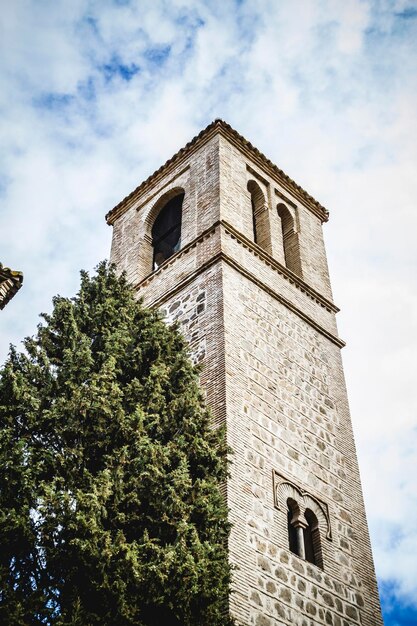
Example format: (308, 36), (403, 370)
(0, 263), (24, 283)
(105, 118), (329, 224)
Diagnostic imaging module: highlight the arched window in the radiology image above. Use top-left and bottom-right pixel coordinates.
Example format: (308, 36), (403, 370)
(275, 473), (329, 571)
(304, 509), (323, 568)
(151, 193), (184, 270)
(287, 499), (299, 556)
(247, 181), (271, 253)
(277, 203), (302, 276)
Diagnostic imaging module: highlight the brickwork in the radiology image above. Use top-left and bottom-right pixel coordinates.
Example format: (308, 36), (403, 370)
(107, 121), (383, 625)
(110, 133), (221, 286)
(218, 135), (333, 301)
(222, 264), (381, 625)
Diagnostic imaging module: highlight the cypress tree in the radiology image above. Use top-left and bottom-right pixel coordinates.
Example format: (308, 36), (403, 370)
(0, 262), (233, 626)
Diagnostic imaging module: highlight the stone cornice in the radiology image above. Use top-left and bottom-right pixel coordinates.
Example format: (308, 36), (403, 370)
(221, 254), (345, 349)
(106, 120), (329, 225)
(142, 253), (223, 311)
(0, 263), (23, 310)
(133, 222), (345, 349)
(221, 221), (339, 314)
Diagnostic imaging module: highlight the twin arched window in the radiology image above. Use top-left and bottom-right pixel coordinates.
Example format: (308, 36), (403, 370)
(151, 193), (184, 270)
(287, 498), (323, 568)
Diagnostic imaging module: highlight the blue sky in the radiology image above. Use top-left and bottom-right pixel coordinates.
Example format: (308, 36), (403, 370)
(1, 1), (417, 623)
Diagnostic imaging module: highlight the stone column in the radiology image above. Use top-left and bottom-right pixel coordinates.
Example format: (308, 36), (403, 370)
(295, 523), (306, 560)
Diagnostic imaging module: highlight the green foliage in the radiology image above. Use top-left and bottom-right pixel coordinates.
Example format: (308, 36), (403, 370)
(0, 262), (233, 625)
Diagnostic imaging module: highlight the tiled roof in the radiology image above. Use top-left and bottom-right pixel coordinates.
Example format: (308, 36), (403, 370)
(0, 264), (23, 310)
(105, 119), (329, 225)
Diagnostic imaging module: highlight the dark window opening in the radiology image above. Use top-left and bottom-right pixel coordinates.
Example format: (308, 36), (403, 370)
(287, 506), (298, 555)
(251, 195), (258, 244)
(304, 509), (323, 569)
(303, 522), (315, 564)
(152, 193), (184, 270)
(277, 203), (294, 268)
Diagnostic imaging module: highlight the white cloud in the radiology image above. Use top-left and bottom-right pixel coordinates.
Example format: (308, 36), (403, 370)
(1, 0), (416, 614)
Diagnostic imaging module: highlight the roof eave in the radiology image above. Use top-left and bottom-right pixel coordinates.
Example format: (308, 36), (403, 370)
(0, 265), (24, 310)
(105, 119), (329, 225)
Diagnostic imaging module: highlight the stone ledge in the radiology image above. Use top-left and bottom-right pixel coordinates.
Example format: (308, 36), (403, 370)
(134, 225), (345, 349)
(221, 221), (339, 314)
(135, 220), (339, 316)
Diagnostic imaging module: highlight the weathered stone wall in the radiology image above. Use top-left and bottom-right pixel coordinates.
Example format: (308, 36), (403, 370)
(108, 123), (383, 626)
(222, 261), (382, 626)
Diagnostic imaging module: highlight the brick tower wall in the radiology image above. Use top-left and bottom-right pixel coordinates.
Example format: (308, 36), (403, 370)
(222, 260), (382, 626)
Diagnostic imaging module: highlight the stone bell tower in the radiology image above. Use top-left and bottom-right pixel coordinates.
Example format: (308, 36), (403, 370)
(106, 120), (383, 626)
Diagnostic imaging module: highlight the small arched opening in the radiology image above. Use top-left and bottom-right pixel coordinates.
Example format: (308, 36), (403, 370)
(304, 508), (323, 569)
(277, 203), (302, 276)
(247, 180), (271, 253)
(151, 193), (184, 270)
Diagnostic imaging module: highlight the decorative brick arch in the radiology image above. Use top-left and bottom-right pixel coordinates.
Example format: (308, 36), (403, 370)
(137, 186), (185, 275)
(144, 186), (185, 237)
(273, 470), (332, 541)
